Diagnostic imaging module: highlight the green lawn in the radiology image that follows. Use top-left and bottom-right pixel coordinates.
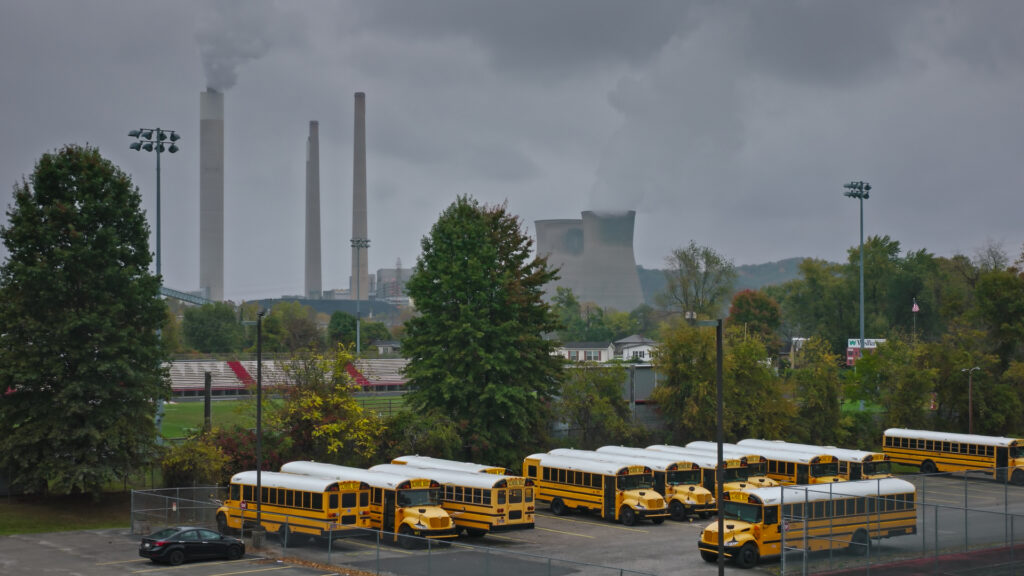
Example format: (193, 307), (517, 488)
(160, 395), (407, 439)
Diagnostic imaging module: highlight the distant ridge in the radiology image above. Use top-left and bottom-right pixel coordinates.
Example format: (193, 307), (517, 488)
(637, 257), (807, 307)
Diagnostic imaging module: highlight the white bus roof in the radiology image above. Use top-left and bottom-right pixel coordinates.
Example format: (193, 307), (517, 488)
(550, 448), (694, 472)
(391, 455), (508, 474)
(736, 478), (916, 507)
(738, 439), (887, 463)
(370, 464), (523, 489)
(281, 461), (438, 491)
(684, 441), (834, 465)
(525, 453), (651, 476)
(884, 428), (1024, 447)
(230, 470), (358, 492)
(600, 446), (731, 469)
(649, 443), (771, 463)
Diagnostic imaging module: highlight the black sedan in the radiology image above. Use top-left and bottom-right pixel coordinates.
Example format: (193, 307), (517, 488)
(139, 526), (245, 565)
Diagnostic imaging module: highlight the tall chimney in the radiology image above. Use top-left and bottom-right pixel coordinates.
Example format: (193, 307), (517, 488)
(199, 90), (224, 302)
(305, 121), (322, 299)
(350, 92), (369, 302)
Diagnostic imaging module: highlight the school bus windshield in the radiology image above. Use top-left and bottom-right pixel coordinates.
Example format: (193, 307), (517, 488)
(665, 469), (702, 486)
(617, 474), (653, 491)
(723, 467), (746, 482)
(722, 500), (762, 523)
(863, 460), (893, 476)
(1009, 445), (1024, 459)
(397, 488), (440, 507)
(810, 462), (839, 478)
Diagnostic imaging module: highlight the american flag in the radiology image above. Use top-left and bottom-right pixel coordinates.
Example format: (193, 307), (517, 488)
(912, 298), (920, 313)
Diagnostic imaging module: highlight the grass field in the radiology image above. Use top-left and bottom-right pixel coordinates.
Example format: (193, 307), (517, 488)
(161, 395), (407, 439)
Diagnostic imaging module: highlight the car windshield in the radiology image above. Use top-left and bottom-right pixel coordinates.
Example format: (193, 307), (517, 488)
(146, 528), (180, 539)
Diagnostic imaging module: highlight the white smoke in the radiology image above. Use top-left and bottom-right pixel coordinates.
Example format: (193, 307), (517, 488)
(196, 1), (301, 92)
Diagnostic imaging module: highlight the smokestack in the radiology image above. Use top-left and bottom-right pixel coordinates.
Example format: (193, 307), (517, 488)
(305, 121), (322, 299)
(350, 92), (369, 302)
(199, 90), (224, 302)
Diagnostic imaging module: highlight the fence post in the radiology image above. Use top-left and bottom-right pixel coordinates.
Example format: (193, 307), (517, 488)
(327, 524), (332, 565)
(964, 474), (969, 553)
(376, 529), (381, 575)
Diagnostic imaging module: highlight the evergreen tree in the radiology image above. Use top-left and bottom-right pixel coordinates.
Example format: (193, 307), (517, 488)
(402, 196), (561, 466)
(0, 145), (167, 494)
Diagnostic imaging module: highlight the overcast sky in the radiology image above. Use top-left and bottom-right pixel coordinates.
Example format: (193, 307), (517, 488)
(3, 1), (1023, 302)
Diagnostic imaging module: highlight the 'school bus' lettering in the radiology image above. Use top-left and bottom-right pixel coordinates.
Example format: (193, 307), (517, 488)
(371, 463), (535, 536)
(217, 471), (371, 544)
(523, 452), (670, 526)
(698, 478), (917, 569)
(280, 461), (458, 547)
(882, 428), (1024, 485)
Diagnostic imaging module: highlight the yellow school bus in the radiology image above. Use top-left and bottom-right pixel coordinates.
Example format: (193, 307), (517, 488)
(280, 461), (458, 547)
(217, 471), (371, 546)
(686, 441), (843, 485)
(882, 428), (1024, 485)
(390, 455), (509, 475)
(557, 447), (714, 520)
(647, 444), (779, 489)
(522, 452), (669, 525)
(738, 438), (892, 480)
(371, 464), (534, 535)
(698, 478), (917, 568)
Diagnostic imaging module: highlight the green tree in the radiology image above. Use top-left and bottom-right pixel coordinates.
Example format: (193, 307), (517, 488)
(850, 338), (938, 430)
(728, 289), (782, 350)
(973, 268), (1024, 368)
(0, 145), (167, 494)
(650, 318), (718, 441)
(402, 196), (562, 465)
(182, 302), (243, 353)
(275, 345), (381, 464)
(260, 301), (322, 353)
(160, 433), (230, 487)
(658, 240), (737, 319)
(377, 409), (463, 460)
(556, 363), (632, 448)
(327, 311), (391, 350)
(786, 338), (845, 445)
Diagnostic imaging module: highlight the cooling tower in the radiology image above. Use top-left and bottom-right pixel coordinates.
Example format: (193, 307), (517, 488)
(536, 210), (644, 312)
(350, 92), (370, 301)
(305, 121), (322, 299)
(199, 90), (224, 302)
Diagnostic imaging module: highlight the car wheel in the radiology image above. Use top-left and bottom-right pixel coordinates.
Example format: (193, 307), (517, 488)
(167, 549), (185, 566)
(735, 542), (759, 569)
(619, 506), (637, 526)
(550, 497), (568, 516)
(225, 545), (243, 560)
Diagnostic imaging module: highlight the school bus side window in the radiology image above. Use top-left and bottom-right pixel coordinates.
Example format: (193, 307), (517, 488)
(230, 484), (240, 500)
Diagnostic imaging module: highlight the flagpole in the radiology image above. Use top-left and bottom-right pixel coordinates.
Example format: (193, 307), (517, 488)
(912, 297), (919, 339)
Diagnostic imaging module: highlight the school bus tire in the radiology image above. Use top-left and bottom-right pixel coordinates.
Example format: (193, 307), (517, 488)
(279, 525), (299, 548)
(669, 501), (687, 521)
(1012, 469), (1024, 486)
(216, 512), (230, 534)
(398, 524), (418, 549)
(465, 528), (487, 537)
(619, 506), (637, 526)
(920, 460), (938, 475)
(651, 516), (665, 525)
(735, 542), (759, 568)
(700, 549), (717, 563)
(550, 497), (568, 516)
(849, 528), (871, 555)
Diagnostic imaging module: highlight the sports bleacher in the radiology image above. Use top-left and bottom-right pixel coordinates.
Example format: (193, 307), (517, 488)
(167, 358), (408, 397)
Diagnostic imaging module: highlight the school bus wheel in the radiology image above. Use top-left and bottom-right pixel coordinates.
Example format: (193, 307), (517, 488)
(920, 460), (938, 474)
(700, 549), (717, 563)
(669, 501), (686, 521)
(216, 513), (230, 534)
(735, 542), (759, 568)
(1012, 469), (1024, 486)
(550, 497), (568, 516)
(651, 516), (665, 524)
(619, 506), (637, 526)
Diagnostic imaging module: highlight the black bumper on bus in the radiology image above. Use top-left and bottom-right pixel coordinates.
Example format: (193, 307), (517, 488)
(489, 522), (535, 532)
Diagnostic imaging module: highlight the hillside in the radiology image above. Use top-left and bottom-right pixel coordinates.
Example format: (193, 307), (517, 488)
(638, 256), (806, 306)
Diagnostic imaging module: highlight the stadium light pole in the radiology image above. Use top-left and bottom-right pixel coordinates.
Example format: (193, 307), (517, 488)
(128, 128), (180, 280)
(962, 366), (980, 434)
(694, 318), (725, 576)
(843, 181), (871, 360)
(350, 237), (370, 355)
(242, 310), (267, 531)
